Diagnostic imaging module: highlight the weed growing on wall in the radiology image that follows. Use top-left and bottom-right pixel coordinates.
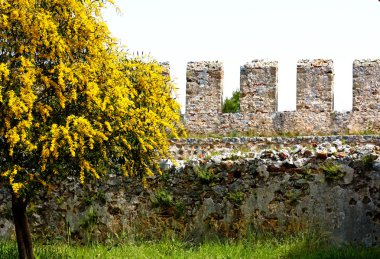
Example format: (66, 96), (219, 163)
(194, 166), (215, 184)
(361, 154), (377, 169)
(319, 161), (346, 181)
(152, 189), (174, 207)
(227, 191), (245, 205)
(151, 189), (185, 219)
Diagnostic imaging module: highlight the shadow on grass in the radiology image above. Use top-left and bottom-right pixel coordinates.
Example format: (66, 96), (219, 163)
(283, 237), (380, 259)
(0, 241), (69, 259)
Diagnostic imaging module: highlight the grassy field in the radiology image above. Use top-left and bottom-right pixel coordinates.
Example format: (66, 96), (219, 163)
(1, 235), (379, 259)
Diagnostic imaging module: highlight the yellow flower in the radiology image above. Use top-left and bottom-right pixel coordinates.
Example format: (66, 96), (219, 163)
(104, 121), (112, 132)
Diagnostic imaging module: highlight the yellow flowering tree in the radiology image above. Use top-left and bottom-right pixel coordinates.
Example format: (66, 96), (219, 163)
(0, 1), (184, 258)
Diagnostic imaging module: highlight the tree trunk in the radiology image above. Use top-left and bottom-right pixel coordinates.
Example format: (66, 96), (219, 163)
(12, 193), (34, 259)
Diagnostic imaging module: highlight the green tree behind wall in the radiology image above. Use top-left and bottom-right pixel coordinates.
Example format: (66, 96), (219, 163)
(223, 90), (240, 113)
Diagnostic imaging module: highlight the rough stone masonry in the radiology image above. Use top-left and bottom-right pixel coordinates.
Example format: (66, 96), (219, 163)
(0, 136), (379, 246)
(183, 59), (380, 135)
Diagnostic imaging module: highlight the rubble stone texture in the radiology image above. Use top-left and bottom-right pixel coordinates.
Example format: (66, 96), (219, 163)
(169, 135), (379, 160)
(1, 138), (379, 246)
(184, 59), (380, 135)
(296, 59), (334, 112)
(353, 59), (380, 112)
(185, 61), (223, 115)
(240, 60), (278, 113)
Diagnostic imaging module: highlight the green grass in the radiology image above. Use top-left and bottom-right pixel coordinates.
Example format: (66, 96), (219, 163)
(1, 235), (379, 259)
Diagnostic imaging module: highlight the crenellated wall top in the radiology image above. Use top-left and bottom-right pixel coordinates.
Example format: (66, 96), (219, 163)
(168, 59), (380, 135)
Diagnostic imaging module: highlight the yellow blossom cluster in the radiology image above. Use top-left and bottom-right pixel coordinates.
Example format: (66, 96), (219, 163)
(0, 0), (185, 197)
(1, 167), (24, 196)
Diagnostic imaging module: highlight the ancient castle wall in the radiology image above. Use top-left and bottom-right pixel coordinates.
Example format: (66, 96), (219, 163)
(296, 59), (334, 112)
(184, 59), (380, 135)
(1, 138), (379, 246)
(240, 60), (278, 113)
(353, 59), (380, 112)
(185, 61), (224, 115)
(184, 62), (224, 132)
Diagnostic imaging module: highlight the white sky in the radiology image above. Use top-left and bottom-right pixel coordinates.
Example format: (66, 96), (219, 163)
(103, 0), (380, 112)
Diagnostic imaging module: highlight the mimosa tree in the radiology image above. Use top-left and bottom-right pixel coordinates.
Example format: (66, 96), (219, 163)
(0, 1), (184, 258)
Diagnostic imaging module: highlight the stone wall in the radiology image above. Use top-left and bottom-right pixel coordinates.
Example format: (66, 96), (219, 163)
(1, 138), (379, 246)
(184, 59), (380, 135)
(353, 59), (380, 112)
(240, 60), (278, 113)
(185, 61), (223, 116)
(296, 59), (334, 112)
(169, 135), (380, 160)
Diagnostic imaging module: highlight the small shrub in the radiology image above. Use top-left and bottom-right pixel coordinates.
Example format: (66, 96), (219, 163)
(194, 166), (214, 184)
(319, 161), (345, 181)
(361, 154), (377, 169)
(153, 189), (174, 207)
(299, 168), (315, 180)
(151, 190), (185, 218)
(227, 191), (245, 204)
